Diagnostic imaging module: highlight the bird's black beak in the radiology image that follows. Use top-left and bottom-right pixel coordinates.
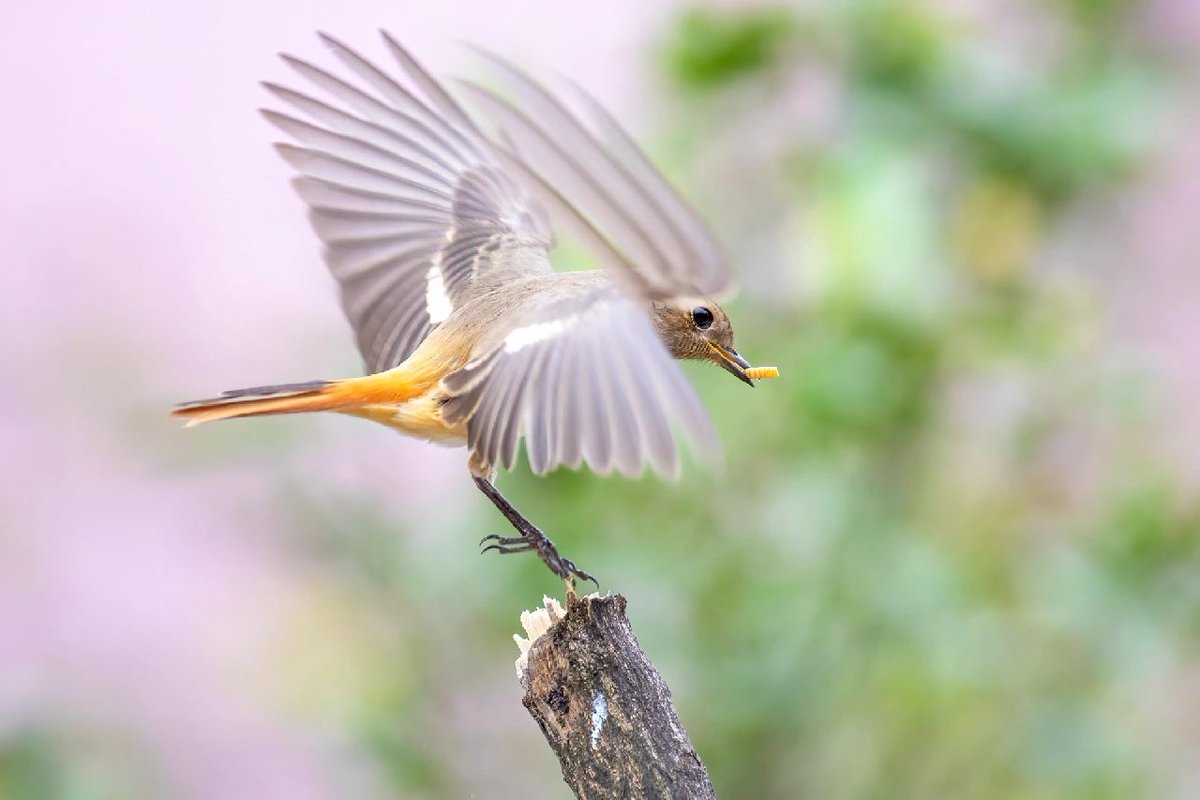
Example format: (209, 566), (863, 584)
(708, 343), (755, 387)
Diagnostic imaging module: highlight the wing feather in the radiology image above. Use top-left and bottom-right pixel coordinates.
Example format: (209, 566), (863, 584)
(443, 281), (718, 477)
(307, 210), (448, 244)
(567, 76), (731, 295)
(264, 83), (462, 178)
(460, 52), (736, 299)
(456, 83), (674, 282)
(466, 51), (694, 278)
(270, 37), (555, 372)
(320, 33), (481, 158)
(264, 112), (455, 191)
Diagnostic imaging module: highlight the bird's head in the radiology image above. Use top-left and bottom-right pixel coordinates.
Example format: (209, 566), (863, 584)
(651, 300), (757, 386)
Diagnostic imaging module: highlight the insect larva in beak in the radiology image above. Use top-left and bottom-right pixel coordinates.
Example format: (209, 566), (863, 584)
(745, 366), (779, 380)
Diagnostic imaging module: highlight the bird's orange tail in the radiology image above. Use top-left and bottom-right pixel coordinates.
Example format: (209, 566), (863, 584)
(172, 365), (432, 428)
(171, 380), (351, 427)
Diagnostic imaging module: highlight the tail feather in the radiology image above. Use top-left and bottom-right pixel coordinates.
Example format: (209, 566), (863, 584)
(172, 380), (343, 427)
(172, 368), (428, 428)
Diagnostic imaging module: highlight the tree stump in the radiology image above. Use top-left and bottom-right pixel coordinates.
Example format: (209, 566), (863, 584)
(514, 593), (716, 799)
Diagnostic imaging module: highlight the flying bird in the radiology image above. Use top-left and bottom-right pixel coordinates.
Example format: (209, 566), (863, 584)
(173, 31), (777, 586)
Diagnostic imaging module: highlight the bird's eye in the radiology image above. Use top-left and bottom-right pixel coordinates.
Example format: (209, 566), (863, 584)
(691, 306), (714, 330)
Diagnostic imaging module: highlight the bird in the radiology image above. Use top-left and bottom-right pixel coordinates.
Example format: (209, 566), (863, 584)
(172, 31), (777, 587)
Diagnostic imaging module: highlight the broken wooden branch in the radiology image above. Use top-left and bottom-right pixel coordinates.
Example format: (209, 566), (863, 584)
(514, 593), (716, 799)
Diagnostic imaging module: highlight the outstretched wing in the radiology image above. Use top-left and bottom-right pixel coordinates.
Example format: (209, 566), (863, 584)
(442, 279), (719, 477)
(266, 33), (555, 373)
(456, 48), (736, 301)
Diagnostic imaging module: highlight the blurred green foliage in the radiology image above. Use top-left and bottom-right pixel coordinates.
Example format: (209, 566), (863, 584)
(665, 7), (797, 88)
(248, 4), (1195, 798)
(620, 3), (1194, 798)
(0, 723), (151, 800)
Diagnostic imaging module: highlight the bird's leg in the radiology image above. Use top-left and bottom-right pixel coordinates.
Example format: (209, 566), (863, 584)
(473, 476), (598, 589)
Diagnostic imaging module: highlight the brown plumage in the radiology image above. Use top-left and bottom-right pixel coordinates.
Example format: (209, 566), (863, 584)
(172, 31), (777, 586)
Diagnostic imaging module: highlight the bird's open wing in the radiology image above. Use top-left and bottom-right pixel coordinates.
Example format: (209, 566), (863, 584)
(270, 32), (738, 375)
(455, 49), (736, 301)
(267, 33), (556, 373)
(441, 280), (719, 477)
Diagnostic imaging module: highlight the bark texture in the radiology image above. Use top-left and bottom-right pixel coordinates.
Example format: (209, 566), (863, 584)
(517, 593), (716, 799)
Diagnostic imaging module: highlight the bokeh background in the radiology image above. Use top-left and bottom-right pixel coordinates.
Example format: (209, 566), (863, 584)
(4, 1), (1199, 798)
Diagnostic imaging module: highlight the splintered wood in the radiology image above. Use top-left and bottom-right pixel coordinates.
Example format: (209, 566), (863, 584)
(514, 596), (566, 678)
(514, 594), (716, 799)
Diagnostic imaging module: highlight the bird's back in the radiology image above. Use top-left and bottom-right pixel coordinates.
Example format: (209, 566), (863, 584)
(418, 270), (618, 366)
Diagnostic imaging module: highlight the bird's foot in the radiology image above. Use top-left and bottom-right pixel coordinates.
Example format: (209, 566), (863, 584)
(480, 531), (599, 590)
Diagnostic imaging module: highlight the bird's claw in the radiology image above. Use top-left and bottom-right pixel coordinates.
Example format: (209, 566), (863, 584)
(479, 531), (598, 589)
(479, 534), (532, 555)
(559, 558), (599, 591)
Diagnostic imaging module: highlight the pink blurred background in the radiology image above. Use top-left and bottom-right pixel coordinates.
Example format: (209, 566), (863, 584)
(2, 2), (681, 797)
